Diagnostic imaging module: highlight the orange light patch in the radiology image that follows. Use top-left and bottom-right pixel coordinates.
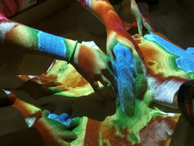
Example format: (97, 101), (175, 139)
(78, 46), (96, 79)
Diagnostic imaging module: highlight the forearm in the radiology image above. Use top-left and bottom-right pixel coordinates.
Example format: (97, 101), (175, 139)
(78, 0), (125, 32)
(82, 0), (140, 53)
(86, 0), (126, 32)
(0, 14), (77, 61)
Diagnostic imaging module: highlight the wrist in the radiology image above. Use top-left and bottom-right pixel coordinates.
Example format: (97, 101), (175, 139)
(67, 40), (78, 63)
(70, 43), (97, 69)
(70, 43), (83, 66)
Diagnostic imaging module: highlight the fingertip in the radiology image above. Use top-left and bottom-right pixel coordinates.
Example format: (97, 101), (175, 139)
(72, 133), (77, 139)
(60, 113), (69, 120)
(42, 109), (50, 117)
(70, 117), (80, 128)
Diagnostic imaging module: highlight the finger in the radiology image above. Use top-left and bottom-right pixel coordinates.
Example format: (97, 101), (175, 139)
(48, 113), (58, 119)
(137, 17), (143, 37)
(89, 80), (103, 100)
(107, 49), (116, 62)
(62, 130), (77, 140)
(102, 69), (118, 92)
(60, 140), (70, 146)
(32, 110), (42, 120)
(142, 19), (154, 35)
(59, 113), (69, 121)
(42, 109), (50, 117)
(100, 75), (117, 98)
(36, 110), (50, 119)
(90, 79), (99, 91)
(69, 117), (80, 128)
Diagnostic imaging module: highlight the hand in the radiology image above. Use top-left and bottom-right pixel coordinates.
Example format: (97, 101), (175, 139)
(33, 110), (79, 146)
(106, 29), (140, 62)
(137, 2), (166, 34)
(71, 43), (118, 100)
(131, 0), (153, 36)
(113, 43), (147, 116)
(118, 0), (153, 36)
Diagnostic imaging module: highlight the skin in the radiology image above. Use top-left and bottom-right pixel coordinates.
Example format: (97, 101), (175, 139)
(71, 43), (117, 99)
(0, 88), (79, 146)
(80, 0), (181, 110)
(136, 2), (166, 34)
(33, 110), (79, 146)
(118, 0), (153, 36)
(81, 0), (152, 61)
(0, 13), (117, 99)
(77, 0), (151, 116)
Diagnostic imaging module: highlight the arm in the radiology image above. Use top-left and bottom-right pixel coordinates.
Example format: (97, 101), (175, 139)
(77, 0), (143, 61)
(78, 0), (148, 116)
(0, 13), (117, 99)
(0, 110), (78, 146)
(0, 14), (77, 61)
(80, 0), (145, 81)
(78, 0), (153, 36)
(119, 0), (153, 36)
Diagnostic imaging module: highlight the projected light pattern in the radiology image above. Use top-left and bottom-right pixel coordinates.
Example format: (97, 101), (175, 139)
(15, 31), (191, 145)
(48, 113), (75, 127)
(0, 18), (75, 61)
(81, 0), (148, 116)
(17, 55), (179, 145)
(0, 0), (193, 145)
(135, 34), (191, 105)
(37, 31), (67, 58)
(144, 34), (194, 73)
(113, 43), (137, 116)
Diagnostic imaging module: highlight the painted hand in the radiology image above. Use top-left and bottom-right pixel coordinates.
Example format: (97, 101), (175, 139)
(118, 0), (153, 36)
(33, 110), (79, 146)
(137, 2), (166, 34)
(113, 43), (137, 116)
(71, 43), (118, 100)
(106, 30), (139, 62)
(131, 0), (153, 36)
(107, 38), (147, 116)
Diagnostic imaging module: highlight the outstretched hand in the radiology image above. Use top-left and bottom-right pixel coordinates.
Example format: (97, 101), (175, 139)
(33, 110), (79, 146)
(70, 43), (118, 100)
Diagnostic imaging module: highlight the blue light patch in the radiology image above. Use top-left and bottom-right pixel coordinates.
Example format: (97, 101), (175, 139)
(113, 43), (137, 116)
(48, 113), (73, 127)
(37, 31), (66, 58)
